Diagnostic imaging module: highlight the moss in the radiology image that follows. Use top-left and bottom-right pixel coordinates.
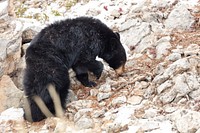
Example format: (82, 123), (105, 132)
(51, 10), (61, 16)
(65, 0), (78, 10)
(15, 5), (27, 17)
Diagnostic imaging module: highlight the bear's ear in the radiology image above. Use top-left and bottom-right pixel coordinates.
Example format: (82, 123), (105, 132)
(115, 32), (120, 39)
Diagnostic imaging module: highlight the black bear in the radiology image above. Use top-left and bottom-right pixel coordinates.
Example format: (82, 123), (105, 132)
(23, 17), (126, 122)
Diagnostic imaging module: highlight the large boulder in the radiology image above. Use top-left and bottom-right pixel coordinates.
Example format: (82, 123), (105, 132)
(0, 0), (23, 77)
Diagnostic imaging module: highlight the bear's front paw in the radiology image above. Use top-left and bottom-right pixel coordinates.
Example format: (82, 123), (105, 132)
(86, 81), (97, 87)
(93, 70), (102, 79)
(82, 81), (97, 87)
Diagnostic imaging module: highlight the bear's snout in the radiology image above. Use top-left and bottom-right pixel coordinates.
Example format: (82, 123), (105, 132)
(115, 64), (125, 76)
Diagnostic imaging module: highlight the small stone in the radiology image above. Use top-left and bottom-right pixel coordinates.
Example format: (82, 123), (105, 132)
(172, 74), (190, 97)
(156, 41), (171, 59)
(110, 9), (120, 18)
(166, 53), (181, 62)
(164, 105), (178, 113)
(75, 117), (94, 130)
(140, 121), (160, 132)
(97, 92), (112, 102)
(159, 89), (177, 104)
(127, 95), (143, 105)
(144, 108), (158, 118)
(67, 100), (96, 114)
(66, 89), (78, 104)
(74, 108), (93, 122)
(22, 27), (39, 43)
(184, 44), (200, 56)
(91, 109), (105, 118)
(90, 89), (99, 96)
(111, 96), (127, 106)
(157, 80), (172, 94)
(154, 63), (165, 75)
(99, 84), (111, 92)
(135, 81), (149, 89)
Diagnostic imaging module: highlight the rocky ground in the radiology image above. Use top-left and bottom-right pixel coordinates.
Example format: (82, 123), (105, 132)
(0, 0), (200, 132)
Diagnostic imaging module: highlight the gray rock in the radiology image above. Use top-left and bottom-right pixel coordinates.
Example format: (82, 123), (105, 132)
(97, 92), (112, 102)
(119, 18), (141, 31)
(111, 96), (127, 106)
(67, 100), (96, 114)
(110, 9), (120, 18)
(153, 58), (190, 84)
(137, 34), (157, 54)
(74, 108), (93, 122)
(184, 44), (200, 57)
(164, 4), (194, 30)
(0, 19), (23, 77)
(173, 74), (190, 97)
(0, 75), (23, 112)
(90, 89), (99, 96)
(22, 27), (39, 43)
(122, 22), (151, 51)
(75, 117), (94, 130)
(0, 107), (24, 121)
(99, 84), (111, 93)
(157, 80), (173, 94)
(169, 109), (200, 133)
(156, 37), (172, 59)
(127, 95), (143, 105)
(159, 89), (177, 104)
(66, 89), (78, 104)
(166, 53), (182, 62)
(0, 0), (9, 17)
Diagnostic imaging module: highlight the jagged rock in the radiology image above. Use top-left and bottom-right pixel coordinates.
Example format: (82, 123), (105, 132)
(157, 80), (173, 94)
(111, 96), (127, 106)
(0, 75), (23, 112)
(122, 22), (151, 51)
(22, 27), (40, 44)
(0, 0), (9, 17)
(0, 107), (26, 132)
(75, 117), (94, 130)
(99, 83), (111, 92)
(155, 36), (172, 59)
(0, 18), (23, 77)
(159, 88), (177, 104)
(169, 109), (200, 133)
(119, 18), (141, 31)
(127, 95), (143, 105)
(0, 107), (24, 121)
(97, 92), (112, 102)
(164, 3), (194, 30)
(166, 53), (182, 61)
(67, 100), (97, 115)
(90, 88), (99, 96)
(153, 58), (190, 84)
(184, 43), (200, 57)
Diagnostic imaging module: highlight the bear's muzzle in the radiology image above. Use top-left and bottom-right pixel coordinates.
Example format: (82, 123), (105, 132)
(115, 64), (125, 76)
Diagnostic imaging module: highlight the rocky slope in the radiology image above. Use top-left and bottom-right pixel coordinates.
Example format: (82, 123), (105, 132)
(0, 0), (200, 132)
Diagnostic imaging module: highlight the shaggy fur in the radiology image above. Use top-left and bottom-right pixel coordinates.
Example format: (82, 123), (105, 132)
(23, 17), (126, 122)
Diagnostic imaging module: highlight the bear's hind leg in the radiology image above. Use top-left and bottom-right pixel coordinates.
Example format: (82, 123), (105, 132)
(47, 84), (64, 118)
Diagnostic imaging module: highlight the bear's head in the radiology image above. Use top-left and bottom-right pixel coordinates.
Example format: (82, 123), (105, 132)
(100, 32), (127, 75)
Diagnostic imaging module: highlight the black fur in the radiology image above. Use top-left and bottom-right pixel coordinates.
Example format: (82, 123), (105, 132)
(23, 17), (126, 122)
